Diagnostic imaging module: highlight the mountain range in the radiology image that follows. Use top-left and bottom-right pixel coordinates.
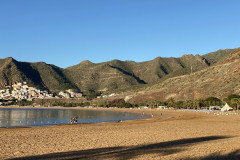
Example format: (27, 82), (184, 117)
(0, 48), (238, 101)
(129, 48), (240, 102)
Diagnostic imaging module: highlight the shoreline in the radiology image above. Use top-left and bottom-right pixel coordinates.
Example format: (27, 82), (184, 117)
(0, 106), (173, 129)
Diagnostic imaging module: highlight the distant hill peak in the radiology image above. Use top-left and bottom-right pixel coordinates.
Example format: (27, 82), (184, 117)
(153, 56), (163, 60)
(79, 60), (93, 65)
(181, 54), (194, 58)
(5, 57), (16, 62)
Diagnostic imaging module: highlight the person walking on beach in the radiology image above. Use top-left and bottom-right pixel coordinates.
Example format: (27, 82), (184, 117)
(142, 111), (145, 118)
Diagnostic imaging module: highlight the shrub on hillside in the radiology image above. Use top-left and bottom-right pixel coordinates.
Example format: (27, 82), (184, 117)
(109, 99), (132, 108)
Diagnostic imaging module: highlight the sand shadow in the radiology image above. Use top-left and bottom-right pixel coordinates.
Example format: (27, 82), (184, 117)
(10, 136), (231, 160)
(183, 149), (240, 160)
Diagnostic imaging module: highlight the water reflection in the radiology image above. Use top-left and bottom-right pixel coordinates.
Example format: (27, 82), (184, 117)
(0, 108), (144, 128)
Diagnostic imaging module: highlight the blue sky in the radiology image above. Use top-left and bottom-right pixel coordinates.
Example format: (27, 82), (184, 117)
(0, 0), (240, 68)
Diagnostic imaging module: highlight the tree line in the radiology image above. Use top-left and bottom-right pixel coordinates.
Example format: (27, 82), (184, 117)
(95, 94), (240, 110)
(1, 94), (240, 111)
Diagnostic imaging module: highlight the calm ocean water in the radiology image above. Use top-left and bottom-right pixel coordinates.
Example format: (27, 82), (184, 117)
(0, 108), (145, 128)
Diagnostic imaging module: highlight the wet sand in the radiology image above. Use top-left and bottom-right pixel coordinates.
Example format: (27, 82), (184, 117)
(1, 107), (240, 159)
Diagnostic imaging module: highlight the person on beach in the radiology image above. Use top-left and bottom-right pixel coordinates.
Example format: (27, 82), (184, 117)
(70, 117), (77, 124)
(74, 117), (78, 123)
(142, 111), (145, 118)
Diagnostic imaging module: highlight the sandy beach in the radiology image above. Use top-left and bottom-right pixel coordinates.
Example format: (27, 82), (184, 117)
(1, 107), (240, 160)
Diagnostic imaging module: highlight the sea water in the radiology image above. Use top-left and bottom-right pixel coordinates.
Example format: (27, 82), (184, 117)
(0, 108), (146, 128)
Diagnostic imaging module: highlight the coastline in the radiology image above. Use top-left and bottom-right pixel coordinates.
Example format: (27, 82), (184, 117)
(1, 107), (240, 159)
(0, 106), (154, 129)
(0, 106), (171, 129)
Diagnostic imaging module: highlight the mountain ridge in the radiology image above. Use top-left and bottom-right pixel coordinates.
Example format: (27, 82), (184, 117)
(0, 48), (236, 100)
(129, 48), (240, 102)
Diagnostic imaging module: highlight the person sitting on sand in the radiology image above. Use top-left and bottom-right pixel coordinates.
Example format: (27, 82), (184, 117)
(74, 117), (78, 123)
(71, 116), (78, 124)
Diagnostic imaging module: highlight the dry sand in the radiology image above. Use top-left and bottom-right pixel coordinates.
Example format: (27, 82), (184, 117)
(1, 107), (240, 160)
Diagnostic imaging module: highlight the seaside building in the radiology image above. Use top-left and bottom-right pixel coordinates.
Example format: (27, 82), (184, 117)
(59, 89), (83, 98)
(59, 91), (70, 98)
(0, 82), (82, 104)
(0, 82), (54, 101)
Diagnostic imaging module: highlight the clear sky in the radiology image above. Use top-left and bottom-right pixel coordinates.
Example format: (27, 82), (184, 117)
(0, 0), (240, 68)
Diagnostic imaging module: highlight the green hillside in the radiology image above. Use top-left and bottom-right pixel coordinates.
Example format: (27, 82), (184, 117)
(0, 48), (234, 94)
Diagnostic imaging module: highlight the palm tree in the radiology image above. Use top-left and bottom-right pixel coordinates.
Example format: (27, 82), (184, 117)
(194, 99), (204, 110)
(231, 98), (240, 112)
(223, 97), (229, 104)
(184, 100), (193, 109)
(167, 98), (175, 108)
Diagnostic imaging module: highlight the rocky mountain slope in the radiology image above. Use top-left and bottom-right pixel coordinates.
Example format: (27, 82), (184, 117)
(0, 48), (234, 95)
(0, 58), (77, 92)
(129, 48), (240, 102)
(65, 49), (232, 92)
